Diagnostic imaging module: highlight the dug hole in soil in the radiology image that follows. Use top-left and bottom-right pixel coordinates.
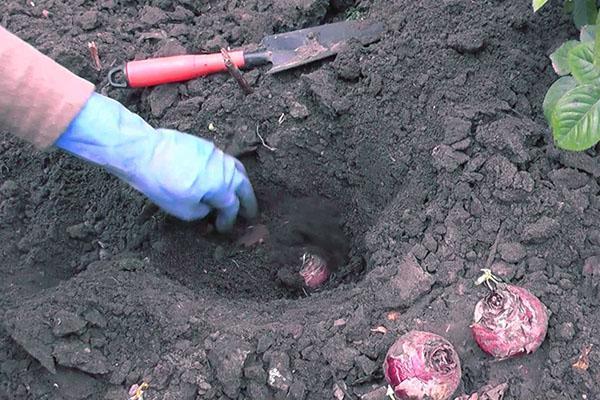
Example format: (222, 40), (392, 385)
(1, 0), (599, 399)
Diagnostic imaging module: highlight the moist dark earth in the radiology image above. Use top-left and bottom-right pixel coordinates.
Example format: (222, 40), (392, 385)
(1, 0), (599, 399)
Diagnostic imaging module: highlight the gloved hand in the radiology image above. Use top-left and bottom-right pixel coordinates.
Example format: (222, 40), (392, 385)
(55, 93), (257, 232)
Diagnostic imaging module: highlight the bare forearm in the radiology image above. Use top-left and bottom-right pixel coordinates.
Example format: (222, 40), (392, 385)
(0, 26), (94, 148)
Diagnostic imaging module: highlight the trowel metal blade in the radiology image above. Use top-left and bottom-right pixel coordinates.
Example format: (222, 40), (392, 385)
(261, 20), (385, 74)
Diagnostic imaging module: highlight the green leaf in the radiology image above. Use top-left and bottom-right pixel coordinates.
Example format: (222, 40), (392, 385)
(533, 0), (550, 12)
(551, 84), (600, 151)
(595, 13), (600, 66)
(565, 0), (574, 14)
(543, 76), (578, 122)
(572, 0), (598, 29)
(550, 40), (579, 75)
(568, 42), (600, 84)
(580, 24), (598, 42)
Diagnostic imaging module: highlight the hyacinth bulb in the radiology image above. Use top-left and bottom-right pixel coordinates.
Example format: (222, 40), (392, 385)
(299, 253), (329, 289)
(383, 331), (461, 400)
(471, 284), (548, 359)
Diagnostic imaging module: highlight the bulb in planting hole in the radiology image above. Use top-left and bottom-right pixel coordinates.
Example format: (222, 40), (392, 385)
(383, 330), (461, 400)
(471, 284), (548, 359)
(299, 253), (329, 289)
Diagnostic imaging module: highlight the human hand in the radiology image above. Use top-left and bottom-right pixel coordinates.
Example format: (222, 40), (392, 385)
(56, 93), (257, 232)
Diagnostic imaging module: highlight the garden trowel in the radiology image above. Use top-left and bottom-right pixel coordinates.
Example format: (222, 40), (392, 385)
(108, 20), (384, 88)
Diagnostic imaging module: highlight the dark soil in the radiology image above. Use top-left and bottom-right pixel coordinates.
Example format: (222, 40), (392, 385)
(1, 0), (599, 399)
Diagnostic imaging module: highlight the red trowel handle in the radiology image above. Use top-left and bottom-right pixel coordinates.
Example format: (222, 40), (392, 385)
(108, 51), (246, 88)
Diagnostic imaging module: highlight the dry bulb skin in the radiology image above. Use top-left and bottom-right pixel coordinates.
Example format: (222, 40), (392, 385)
(383, 331), (461, 400)
(299, 253), (329, 288)
(471, 271), (549, 359)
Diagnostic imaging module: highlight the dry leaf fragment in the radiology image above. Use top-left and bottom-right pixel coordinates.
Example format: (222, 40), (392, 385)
(573, 345), (593, 371)
(87, 41), (101, 71)
(129, 382), (149, 400)
(454, 382), (508, 400)
(333, 383), (345, 400)
(237, 224), (269, 247)
(480, 383), (508, 400)
(370, 326), (388, 334)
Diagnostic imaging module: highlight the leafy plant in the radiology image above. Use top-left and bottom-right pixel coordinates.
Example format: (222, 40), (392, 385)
(534, 0), (597, 28)
(540, 4), (600, 150)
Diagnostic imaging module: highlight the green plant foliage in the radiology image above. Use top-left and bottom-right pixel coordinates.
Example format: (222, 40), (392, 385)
(551, 84), (600, 150)
(533, 0), (550, 11)
(573, 0), (598, 28)
(595, 16), (600, 66)
(534, 0), (597, 29)
(580, 24), (598, 42)
(568, 42), (600, 83)
(550, 40), (579, 75)
(543, 76), (577, 122)
(539, 1), (600, 151)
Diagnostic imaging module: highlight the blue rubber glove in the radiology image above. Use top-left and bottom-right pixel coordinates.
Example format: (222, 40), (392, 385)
(56, 93), (258, 232)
